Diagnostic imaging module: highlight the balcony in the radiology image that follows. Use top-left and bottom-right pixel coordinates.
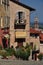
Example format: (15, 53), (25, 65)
(14, 19), (26, 29)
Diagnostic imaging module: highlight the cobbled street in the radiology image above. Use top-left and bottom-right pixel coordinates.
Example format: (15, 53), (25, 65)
(0, 59), (43, 65)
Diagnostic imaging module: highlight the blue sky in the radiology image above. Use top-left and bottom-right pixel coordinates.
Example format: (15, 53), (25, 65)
(20, 0), (43, 23)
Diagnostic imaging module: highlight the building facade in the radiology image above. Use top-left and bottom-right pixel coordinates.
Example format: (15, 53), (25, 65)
(9, 0), (35, 48)
(0, 0), (10, 48)
(30, 28), (40, 51)
(0, 0), (35, 48)
(0, 0), (10, 28)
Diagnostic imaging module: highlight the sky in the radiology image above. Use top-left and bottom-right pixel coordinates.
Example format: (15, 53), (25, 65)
(20, 0), (43, 23)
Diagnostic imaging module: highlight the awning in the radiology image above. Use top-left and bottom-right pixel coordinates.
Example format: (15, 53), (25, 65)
(15, 32), (26, 38)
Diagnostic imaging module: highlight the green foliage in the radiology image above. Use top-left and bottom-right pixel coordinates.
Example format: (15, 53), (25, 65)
(25, 43), (29, 48)
(0, 45), (2, 50)
(0, 50), (7, 58)
(15, 44), (31, 60)
(0, 43), (31, 60)
(20, 50), (30, 60)
(38, 53), (43, 60)
(5, 48), (15, 56)
(0, 47), (16, 59)
(15, 48), (21, 58)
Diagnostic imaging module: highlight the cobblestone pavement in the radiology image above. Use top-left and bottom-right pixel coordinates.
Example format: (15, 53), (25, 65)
(0, 59), (43, 65)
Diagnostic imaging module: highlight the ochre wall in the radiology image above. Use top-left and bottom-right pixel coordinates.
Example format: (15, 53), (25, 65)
(9, 1), (30, 48)
(40, 44), (43, 53)
(30, 36), (40, 50)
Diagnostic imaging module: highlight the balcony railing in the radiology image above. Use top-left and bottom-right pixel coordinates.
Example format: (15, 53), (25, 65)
(15, 19), (26, 25)
(14, 19), (26, 29)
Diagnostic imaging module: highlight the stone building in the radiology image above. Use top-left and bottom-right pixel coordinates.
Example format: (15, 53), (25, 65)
(9, 0), (35, 48)
(39, 33), (43, 53)
(0, 0), (35, 48)
(30, 28), (40, 50)
(0, 0), (10, 48)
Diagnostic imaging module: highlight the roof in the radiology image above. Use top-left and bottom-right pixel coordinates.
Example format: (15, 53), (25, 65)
(30, 28), (40, 34)
(30, 28), (43, 42)
(10, 0), (35, 11)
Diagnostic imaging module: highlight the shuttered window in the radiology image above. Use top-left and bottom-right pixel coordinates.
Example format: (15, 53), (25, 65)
(3, 16), (10, 27)
(0, 16), (10, 28)
(3, 0), (9, 5)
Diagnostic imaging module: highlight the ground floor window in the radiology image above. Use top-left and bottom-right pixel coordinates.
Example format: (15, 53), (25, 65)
(15, 38), (25, 47)
(40, 41), (43, 44)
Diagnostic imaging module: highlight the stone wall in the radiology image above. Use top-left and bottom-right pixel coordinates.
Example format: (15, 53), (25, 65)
(30, 36), (40, 50)
(9, 1), (30, 48)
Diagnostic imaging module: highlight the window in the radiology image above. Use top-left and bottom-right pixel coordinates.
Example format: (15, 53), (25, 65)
(0, 17), (4, 28)
(2, 0), (9, 11)
(14, 11), (26, 29)
(0, 0), (2, 5)
(15, 11), (25, 24)
(0, 16), (10, 28)
(3, 0), (9, 5)
(40, 41), (43, 44)
(18, 12), (24, 20)
(30, 33), (35, 37)
(3, 16), (10, 27)
(16, 12), (25, 20)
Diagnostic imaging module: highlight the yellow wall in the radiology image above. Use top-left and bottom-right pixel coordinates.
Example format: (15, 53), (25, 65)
(30, 36), (40, 50)
(9, 1), (30, 48)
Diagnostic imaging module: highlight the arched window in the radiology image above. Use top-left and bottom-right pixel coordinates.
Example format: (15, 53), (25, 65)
(14, 11), (26, 29)
(15, 11), (25, 24)
(16, 11), (25, 19)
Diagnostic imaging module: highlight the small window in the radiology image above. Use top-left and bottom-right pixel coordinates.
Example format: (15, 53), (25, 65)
(40, 41), (43, 44)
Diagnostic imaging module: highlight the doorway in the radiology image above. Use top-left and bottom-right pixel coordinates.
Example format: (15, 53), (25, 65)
(15, 38), (25, 47)
(2, 37), (7, 48)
